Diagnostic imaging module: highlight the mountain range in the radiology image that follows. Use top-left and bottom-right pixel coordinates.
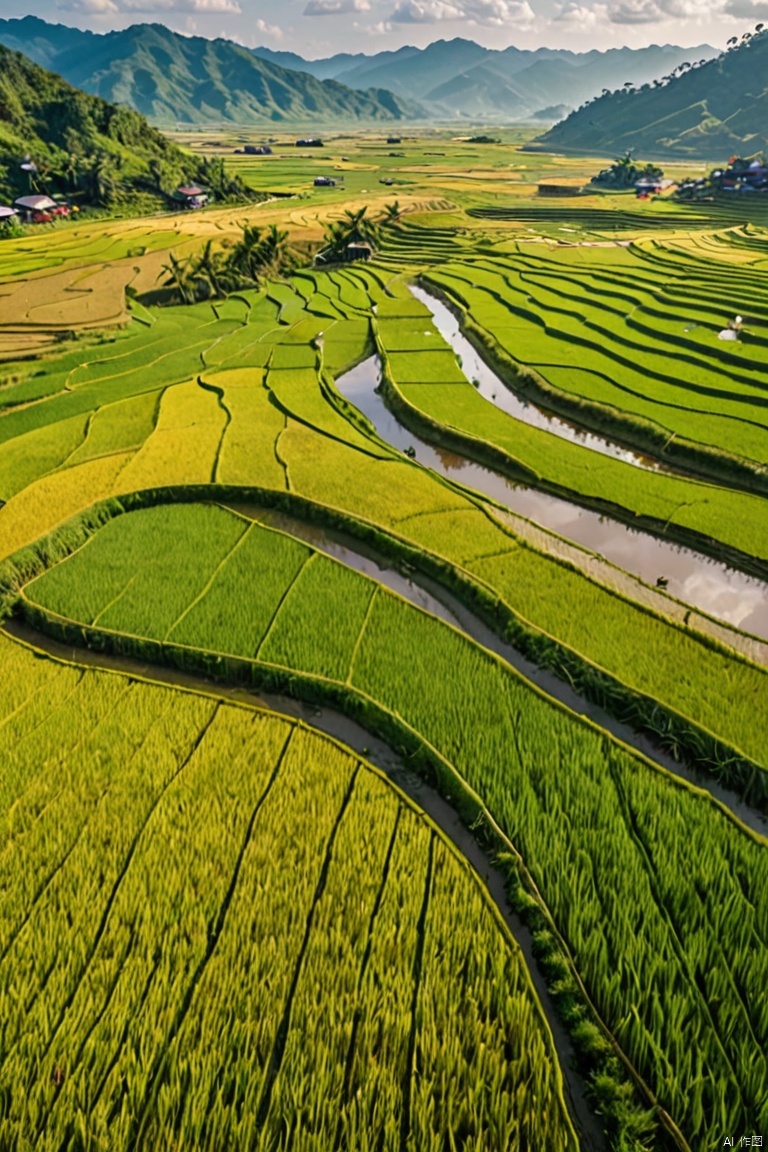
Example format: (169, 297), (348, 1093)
(534, 27), (768, 158)
(0, 18), (417, 125)
(0, 17), (716, 126)
(254, 38), (717, 121)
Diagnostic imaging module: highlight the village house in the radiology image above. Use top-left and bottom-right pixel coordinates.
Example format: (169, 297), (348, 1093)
(171, 185), (210, 209)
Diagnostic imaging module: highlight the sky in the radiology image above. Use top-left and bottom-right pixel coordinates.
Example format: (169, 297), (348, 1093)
(15, 0), (768, 57)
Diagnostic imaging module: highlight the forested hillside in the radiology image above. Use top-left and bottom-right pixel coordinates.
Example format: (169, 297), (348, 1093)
(0, 44), (205, 204)
(535, 26), (768, 157)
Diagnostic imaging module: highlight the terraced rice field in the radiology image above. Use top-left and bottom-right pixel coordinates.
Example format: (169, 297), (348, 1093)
(1, 144), (767, 1151)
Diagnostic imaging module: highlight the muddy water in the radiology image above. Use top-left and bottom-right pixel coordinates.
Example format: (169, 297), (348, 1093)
(335, 356), (768, 640)
(223, 504), (768, 837)
(4, 618), (604, 1152)
(409, 284), (668, 472)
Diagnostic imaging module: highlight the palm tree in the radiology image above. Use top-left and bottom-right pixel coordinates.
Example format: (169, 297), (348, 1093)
(257, 223), (295, 277)
(323, 206), (381, 257)
(192, 239), (231, 299)
(227, 222), (295, 284)
(382, 200), (402, 224)
(160, 253), (197, 305)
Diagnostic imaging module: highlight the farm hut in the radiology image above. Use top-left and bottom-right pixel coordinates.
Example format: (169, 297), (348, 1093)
(244, 145), (273, 155)
(314, 176), (336, 187)
(0, 206), (18, 221)
(296, 138), (323, 148)
(634, 177), (674, 196)
(387, 136), (402, 144)
(171, 185), (209, 209)
(13, 194), (56, 221)
(344, 242), (373, 262)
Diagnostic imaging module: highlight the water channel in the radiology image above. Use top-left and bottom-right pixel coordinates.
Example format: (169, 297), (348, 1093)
(3, 616), (605, 1152)
(224, 503), (768, 836)
(335, 356), (768, 641)
(409, 284), (669, 472)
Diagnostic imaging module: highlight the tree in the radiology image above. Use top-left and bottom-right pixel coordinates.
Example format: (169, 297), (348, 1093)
(382, 200), (402, 223)
(227, 223), (295, 284)
(591, 152), (663, 189)
(158, 221), (298, 304)
(160, 252), (197, 305)
(193, 239), (231, 300)
(318, 206), (381, 263)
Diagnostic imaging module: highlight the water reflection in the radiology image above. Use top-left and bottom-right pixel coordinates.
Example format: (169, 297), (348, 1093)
(410, 283), (670, 473)
(336, 356), (768, 641)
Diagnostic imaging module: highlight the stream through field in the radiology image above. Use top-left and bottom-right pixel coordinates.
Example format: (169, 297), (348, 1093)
(3, 616), (604, 1152)
(335, 356), (768, 641)
(224, 504), (768, 836)
(409, 284), (670, 472)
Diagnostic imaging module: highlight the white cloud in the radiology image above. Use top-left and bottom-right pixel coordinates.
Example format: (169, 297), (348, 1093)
(305, 0), (370, 13)
(722, 0), (768, 15)
(606, 0), (755, 20)
(554, 1), (607, 23)
(57, 0), (119, 12)
(390, 0), (533, 24)
(359, 17), (394, 30)
(254, 16), (284, 35)
(607, 0), (664, 21)
(64, 0), (243, 12)
(390, 0), (461, 19)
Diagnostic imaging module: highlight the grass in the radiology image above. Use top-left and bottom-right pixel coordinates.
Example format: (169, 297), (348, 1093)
(0, 631), (578, 1151)
(20, 499), (768, 1146)
(422, 245), (768, 476)
(3, 162), (768, 1152)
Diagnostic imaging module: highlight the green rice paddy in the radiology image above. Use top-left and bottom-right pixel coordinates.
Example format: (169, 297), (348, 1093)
(1, 133), (767, 1151)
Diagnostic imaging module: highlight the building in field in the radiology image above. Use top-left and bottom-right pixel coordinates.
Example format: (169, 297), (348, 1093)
(13, 194), (64, 222)
(242, 145), (272, 155)
(0, 206), (18, 222)
(315, 241), (373, 266)
(297, 138), (323, 148)
(314, 176), (336, 187)
(716, 159), (768, 192)
(635, 177), (674, 196)
(171, 186), (210, 209)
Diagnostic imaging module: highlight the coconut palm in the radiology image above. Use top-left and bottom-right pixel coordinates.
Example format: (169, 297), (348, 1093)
(382, 200), (402, 224)
(160, 252), (197, 305)
(227, 222), (296, 284)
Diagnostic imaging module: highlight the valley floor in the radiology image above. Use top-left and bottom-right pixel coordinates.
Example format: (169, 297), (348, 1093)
(1, 133), (766, 1152)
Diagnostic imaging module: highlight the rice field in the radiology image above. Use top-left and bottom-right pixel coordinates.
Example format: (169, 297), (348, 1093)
(1, 135), (768, 1150)
(17, 500), (768, 1146)
(0, 633), (578, 1151)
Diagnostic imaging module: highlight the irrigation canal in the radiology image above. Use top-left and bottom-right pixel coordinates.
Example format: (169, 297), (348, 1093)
(223, 504), (768, 838)
(409, 284), (671, 473)
(3, 617), (605, 1152)
(335, 356), (768, 642)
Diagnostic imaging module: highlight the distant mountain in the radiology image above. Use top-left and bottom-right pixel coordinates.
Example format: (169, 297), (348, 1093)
(0, 44), (202, 204)
(252, 37), (718, 121)
(0, 19), (719, 128)
(0, 17), (420, 125)
(534, 28), (768, 158)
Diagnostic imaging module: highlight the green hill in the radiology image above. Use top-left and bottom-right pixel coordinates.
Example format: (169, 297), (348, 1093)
(0, 18), (420, 127)
(533, 27), (768, 158)
(0, 45), (216, 207)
